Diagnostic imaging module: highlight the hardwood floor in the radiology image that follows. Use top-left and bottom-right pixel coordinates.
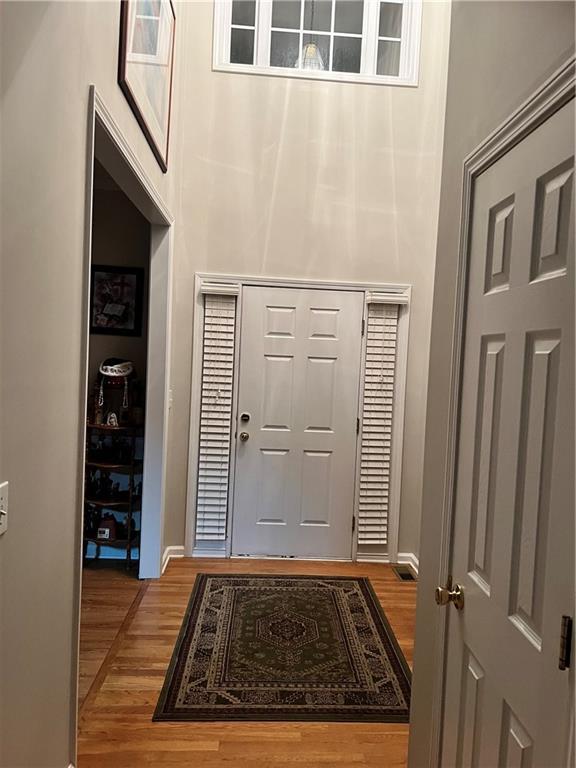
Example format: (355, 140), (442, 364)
(79, 563), (144, 708)
(78, 558), (417, 767)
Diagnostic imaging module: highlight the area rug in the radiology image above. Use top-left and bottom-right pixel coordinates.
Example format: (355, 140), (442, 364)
(154, 574), (411, 722)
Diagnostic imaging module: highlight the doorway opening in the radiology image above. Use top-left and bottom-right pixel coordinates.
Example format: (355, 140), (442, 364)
(83, 160), (149, 573)
(75, 87), (173, 738)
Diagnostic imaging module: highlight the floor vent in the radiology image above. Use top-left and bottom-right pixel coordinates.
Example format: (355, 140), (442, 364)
(393, 565), (417, 582)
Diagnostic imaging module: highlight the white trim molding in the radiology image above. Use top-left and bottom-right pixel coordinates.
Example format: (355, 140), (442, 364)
(161, 545), (186, 574)
(356, 551), (419, 575)
(365, 290), (410, 305)
(93, 90), (173, 226)
(185, 272), (412, 564)
(397, 551), (419, 575)
(408, 55), (575, 768)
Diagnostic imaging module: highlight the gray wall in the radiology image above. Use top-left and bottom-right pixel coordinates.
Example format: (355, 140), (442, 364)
(164, 0), (451, 556)
(0, 3), (177, 766)
(89, 184), (150, 388)
(410, 2), (575, 765)
(0, 1), (449, 765)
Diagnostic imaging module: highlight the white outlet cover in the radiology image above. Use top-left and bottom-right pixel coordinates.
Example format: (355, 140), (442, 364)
(0, 481), (8, 536)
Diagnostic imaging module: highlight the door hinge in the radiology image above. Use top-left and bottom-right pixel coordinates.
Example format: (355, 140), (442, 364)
(356, 417), (360, 435)
(361, 318), (365, 336)
(352, 516), (356, 533)
(559, 615), (573, 670)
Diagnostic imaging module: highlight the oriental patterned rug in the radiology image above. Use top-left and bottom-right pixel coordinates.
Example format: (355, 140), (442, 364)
(154, 574), (411, 722)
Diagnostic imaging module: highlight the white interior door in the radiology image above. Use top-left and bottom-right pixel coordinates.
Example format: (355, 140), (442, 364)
(231, 286), (364, 559)
(441, 100), (574, 765)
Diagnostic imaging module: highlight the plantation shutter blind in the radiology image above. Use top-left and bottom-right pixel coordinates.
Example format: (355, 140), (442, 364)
(357, 302), (400, 547)
(195, 294), (237, 542)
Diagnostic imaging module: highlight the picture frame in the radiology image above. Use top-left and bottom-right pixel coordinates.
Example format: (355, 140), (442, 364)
(90, 265), (144, 337)
(118, 0), (176, 173)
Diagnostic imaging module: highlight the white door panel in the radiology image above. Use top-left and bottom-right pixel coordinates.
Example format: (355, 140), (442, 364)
(442, 100), (574, 767)
(232, 286), (363, 559)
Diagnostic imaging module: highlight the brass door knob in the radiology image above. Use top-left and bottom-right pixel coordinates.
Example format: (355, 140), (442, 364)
(239, 432), (250, 442)
(435, 580), (464, 611)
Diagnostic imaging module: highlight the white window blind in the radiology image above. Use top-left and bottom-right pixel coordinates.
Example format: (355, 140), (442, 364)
(195, 294), (237, 542)
(357, 302), (399, 546)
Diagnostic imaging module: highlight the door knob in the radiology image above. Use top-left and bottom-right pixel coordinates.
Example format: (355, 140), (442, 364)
(239, 432), (250, 442)
(435, 577), (464, 611)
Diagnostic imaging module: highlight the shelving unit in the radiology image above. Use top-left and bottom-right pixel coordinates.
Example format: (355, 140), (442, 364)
(83, 423), (144, 568)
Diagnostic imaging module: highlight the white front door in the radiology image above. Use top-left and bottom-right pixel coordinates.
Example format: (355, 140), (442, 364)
(441, 101), (574, 765)
(231, 286), (364, 559)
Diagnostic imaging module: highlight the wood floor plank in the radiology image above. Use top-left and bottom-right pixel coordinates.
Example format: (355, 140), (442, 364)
(78, 558), (417, 768)
(78, 564), (143, 707)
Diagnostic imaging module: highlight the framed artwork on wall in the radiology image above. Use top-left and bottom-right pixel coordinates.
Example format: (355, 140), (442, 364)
(90, 265), (144, 336)
(118, 0), (176, 172)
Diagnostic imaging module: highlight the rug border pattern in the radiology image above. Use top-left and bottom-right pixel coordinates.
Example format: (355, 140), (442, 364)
(153, 573), (411, 723)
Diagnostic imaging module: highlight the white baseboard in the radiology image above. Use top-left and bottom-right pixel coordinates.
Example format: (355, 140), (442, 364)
(355, 552), (419, 575)
(397, 552), (419, 575)
(161, 545), (185, 574)
(162, 547), (419, 574)
(192, 547), (227, 558)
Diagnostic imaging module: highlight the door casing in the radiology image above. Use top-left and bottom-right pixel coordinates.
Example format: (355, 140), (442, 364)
(185, 273), (412, 564)
(408, 56), (575, 768)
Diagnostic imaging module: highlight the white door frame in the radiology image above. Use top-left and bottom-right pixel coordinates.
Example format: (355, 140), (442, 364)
(72, 87), (174, 762)
(79, 86), (174, 584)
(184, 272), (411, 564)
(408, 57), (575, 768)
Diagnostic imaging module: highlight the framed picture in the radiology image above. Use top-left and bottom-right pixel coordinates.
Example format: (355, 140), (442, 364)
(90, 265), (144, 336)
(118, 0), (176, 172)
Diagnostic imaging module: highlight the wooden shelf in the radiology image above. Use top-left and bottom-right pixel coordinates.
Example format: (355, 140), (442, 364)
(85, 497), (142, 509)
(86, 423), (143, 433)
(84, 417), (143, 567)
(84, 534), (140, 548)
(85, 460), (143, 470)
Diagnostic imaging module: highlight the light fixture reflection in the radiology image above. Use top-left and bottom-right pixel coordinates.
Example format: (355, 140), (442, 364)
(298, 41), (325, 70)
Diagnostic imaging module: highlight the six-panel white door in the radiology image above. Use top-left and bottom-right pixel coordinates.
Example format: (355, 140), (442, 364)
(231, 286), (364, 559)
(441, 101), (574, 766)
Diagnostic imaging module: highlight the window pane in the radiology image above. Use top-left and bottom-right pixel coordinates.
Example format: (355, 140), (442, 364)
(332, 35), (361, 72)
(379, 2), (402, 38)
(230, 27), (255, 64)
(270, 30), (300, 67)
(304, 0), (332, 31)
(334, 0), (364, 34)
(231, 0), (256, 27)
(377, 39), (400, 75)
(272, 0), (302, 29)
(302, 33), (330, 70)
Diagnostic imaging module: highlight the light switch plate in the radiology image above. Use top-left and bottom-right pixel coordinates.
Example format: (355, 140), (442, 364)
(0, 481), (8, 536)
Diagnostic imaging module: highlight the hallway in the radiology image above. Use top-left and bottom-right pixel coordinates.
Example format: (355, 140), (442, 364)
(77, 559), (417, 767)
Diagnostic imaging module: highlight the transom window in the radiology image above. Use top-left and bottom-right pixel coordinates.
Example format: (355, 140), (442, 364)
(213, 0), (422, 85)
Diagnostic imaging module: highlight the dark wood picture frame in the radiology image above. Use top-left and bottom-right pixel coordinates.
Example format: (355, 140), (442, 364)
(90, 265), (144, 337)
(118, 0), (176, 173)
